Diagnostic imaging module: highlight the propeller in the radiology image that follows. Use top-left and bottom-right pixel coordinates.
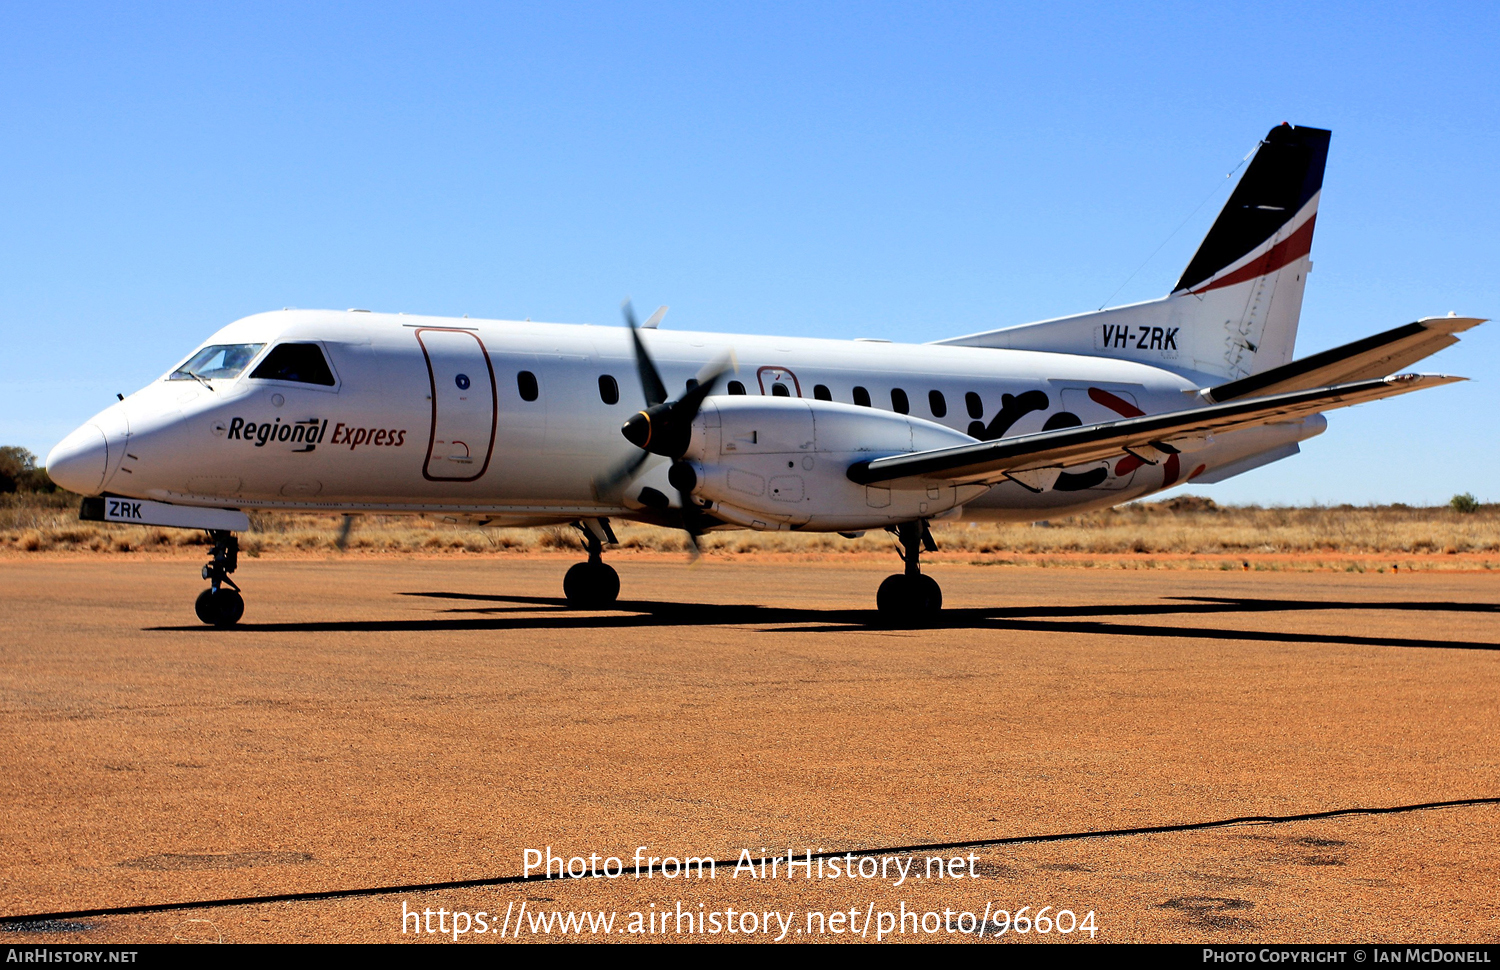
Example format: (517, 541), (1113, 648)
(594, 300), (735, 558)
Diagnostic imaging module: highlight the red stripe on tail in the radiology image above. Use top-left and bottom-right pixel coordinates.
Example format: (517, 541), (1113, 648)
(1191, 215), (1316, 295)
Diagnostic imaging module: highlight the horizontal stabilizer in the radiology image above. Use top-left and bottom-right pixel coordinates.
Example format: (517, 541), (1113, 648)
(1205, 316), (1485, 403)
(847, 374), (1461, 488)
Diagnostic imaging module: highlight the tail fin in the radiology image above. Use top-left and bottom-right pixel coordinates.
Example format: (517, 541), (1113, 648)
(1172, 123), (1329, 372)
(934, 123), (1332, 382)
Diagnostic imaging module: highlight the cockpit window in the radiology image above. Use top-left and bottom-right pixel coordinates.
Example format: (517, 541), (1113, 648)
(249, 343), (337, 386)
(170, 343), (265, 381)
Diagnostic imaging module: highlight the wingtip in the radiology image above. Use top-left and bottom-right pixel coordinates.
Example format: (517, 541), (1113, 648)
(1386, 372), (1467, 387)
(1418, 315), (1487, 334)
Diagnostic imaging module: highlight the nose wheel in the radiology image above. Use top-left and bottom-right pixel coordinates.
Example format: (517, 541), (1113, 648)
(195, 529), (244, 627)
(564, 518), (620, 609)
(877, 520), (942, 624)
(195, 586), (244, 627)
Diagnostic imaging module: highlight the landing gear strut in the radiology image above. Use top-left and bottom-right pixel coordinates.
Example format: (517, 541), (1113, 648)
(876, 520), (942, 623)
(563, 518), (620, 609)
(194, 529), (244, 627)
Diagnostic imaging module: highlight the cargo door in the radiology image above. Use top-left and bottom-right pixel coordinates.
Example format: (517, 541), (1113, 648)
(417, 328), (497, 482)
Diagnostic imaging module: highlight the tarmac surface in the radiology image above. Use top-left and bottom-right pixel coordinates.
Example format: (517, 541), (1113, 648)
(1, 556), (1498, 943)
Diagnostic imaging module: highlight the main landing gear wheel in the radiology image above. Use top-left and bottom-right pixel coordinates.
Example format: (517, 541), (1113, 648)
(563, 561), (620, 609)
(876, 574), (942, 615)
(564, 518), (620, 609)
(876, 520), (942, 626)
(195, 529), (244, 627)
(195, 587), (245, 627)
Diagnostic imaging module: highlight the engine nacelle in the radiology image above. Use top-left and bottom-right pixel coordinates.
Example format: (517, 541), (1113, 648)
(681, 397), (988, 532)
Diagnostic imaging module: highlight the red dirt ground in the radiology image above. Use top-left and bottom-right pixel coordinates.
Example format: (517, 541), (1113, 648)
(1, 558), (1497, 943)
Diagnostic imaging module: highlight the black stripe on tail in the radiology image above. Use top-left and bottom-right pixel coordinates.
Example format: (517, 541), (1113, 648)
(1173, 123), (1331, 294)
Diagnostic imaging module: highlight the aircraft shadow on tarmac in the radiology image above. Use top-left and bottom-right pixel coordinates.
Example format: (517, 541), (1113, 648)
(147, 593), (1500, 653)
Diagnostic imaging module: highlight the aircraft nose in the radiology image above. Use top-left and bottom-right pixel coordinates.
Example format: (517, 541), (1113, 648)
(46, 424), (110, 495)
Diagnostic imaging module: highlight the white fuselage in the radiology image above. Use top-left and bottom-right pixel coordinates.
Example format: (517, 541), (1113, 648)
(51, 309), (1325, 529)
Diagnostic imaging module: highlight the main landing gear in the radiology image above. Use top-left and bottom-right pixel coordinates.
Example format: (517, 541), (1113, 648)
(563, 518), (620, 609)
(194, 529), (244, 627)
(877, 520), (942, 624)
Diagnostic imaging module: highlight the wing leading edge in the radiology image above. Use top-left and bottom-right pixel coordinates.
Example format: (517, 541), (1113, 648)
(846, 374), (1462, 490)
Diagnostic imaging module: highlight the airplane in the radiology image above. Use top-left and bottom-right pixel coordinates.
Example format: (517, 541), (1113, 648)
(44, 122), (1484, 627)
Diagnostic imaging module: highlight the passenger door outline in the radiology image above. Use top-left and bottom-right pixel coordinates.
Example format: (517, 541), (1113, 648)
(756, 365), (801, 397)
(416, 328), (498, 482)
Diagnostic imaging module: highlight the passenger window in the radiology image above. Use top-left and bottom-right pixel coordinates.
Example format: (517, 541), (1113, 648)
(928, 390), (947, 418)
(247, 343), (333, 385)
(965, 391), (984, 419)
(891, 388), (909, 414)
(852, 385), (871, 407)
(517, 371), (539, 402)
(813, 384), (832, 401)
(728, 380), (746, 395)
(771, 383), (791, 397)
(598, 374), (619, 405)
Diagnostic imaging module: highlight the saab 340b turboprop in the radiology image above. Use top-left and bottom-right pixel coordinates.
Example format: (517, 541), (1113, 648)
(44, 123), (1484, 625)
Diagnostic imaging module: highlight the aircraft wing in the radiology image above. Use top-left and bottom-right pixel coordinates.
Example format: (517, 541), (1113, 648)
(1204, 316), (1484, 403)
(846, 374), (1462, 489)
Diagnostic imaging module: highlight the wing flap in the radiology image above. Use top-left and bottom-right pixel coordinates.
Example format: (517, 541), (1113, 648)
(846, 374), (1462, 487)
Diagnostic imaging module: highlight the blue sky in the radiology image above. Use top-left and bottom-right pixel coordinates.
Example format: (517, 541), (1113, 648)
(2, 2), (1496, 504)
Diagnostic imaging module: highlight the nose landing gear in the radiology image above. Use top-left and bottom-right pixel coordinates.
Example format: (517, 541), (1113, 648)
(876, 520), (942, 624)
(563, 518), (620, 609)
(194, 529), (244, 627)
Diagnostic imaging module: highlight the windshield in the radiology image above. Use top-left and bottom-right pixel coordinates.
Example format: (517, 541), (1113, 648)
(170, 344), (265, 381)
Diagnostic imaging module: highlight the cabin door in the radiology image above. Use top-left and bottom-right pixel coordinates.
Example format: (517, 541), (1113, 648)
(416, 328), (497, 482)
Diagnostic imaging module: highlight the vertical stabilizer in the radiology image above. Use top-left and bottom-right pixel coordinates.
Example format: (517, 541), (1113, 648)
(934, 124), (1332, 383)
(1171, 123), (1329, 376)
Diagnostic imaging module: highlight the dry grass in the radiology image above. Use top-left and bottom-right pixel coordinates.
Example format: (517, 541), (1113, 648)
(2, 492), (1498, 571)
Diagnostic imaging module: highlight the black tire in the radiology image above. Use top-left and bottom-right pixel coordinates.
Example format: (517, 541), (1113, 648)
(876, 574), (941, 625)
(876, 574), (911, 614)
(915, 573), (943, 612)
(592, 563), (620, 606)
(195, 588), (244, 627)
(563, 562), (620, 609)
